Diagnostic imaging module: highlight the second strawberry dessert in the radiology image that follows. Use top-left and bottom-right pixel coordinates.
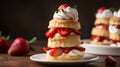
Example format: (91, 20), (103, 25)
(44, 4), (85, 60)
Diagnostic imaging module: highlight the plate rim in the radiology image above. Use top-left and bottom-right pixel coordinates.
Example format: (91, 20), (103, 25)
(30, 53), (99, 63)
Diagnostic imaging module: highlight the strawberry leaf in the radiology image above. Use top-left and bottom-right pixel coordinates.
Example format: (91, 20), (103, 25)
(28, 37), (37, 45)
(72, 5), (77, 9)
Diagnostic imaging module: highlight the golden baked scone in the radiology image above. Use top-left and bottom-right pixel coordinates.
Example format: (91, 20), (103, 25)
(95, 18), (110, 25)
(46, 54), (83, 60)
(90, 40), (110, 45)
(110, 16), (120, 24)
(48, 35), (81, 48)
(109, 33), (120, 41)
(48, 18), (81, 30)
(91, 27), (109, 37)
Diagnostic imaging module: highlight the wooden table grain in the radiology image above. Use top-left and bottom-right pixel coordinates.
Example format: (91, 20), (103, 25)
(0, 40), (120, 67)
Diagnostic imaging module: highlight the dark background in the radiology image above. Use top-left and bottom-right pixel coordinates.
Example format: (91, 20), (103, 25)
(0, 0), (120, 40)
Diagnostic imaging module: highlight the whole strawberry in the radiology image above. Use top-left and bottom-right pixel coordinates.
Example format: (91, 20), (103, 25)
(8, 37), (36, 56)
(0, 38), (9, 53)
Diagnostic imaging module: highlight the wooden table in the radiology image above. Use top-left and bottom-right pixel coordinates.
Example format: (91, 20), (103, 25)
(0, 40), (120, 67)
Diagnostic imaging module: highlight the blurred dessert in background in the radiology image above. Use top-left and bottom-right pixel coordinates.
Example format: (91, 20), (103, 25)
(109, 9), (120, 46)
(90, 7), (113, 45)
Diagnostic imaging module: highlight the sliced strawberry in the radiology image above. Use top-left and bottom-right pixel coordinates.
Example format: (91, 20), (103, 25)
(43, 47), (51, 51)
(75, 46), (85, 51)
(114, 25), (120, 29)
(90, 35), (96, 41)
(58, 4), (68, 10)
(95, 36), (103, 42)
(72, 29), (81, 35)
(112, 40), (119, 44)
(57, 28), (71, 36)
(49, 48), (63, 56)
(97, 7), (106, 13)
(96, 24), (108, 30)
(105, 56), (117, 65)
(45, 28), (57, 38)
(63, 47), (73, 54)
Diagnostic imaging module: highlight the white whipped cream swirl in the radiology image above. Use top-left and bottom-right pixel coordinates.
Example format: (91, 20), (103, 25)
(53, 6), (78, 21)
(109, 25), (120, 34)
(114, 10), (120, 17)
(96, 9), (112, 18)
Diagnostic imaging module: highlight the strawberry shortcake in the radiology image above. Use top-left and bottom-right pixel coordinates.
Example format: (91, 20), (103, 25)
(43, 4), (85, 60)
(90, 7), (113, 45)
(109, 9), (120, 46)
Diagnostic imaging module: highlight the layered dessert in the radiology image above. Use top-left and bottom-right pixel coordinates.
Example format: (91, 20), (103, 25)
(90, 7), (113, 45)
(43, 4), (85, 60)
(109, 9), (120, 46)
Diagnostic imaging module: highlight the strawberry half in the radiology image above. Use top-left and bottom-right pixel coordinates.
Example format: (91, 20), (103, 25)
(45, 28), (57, 38)
(57, 28), (71, 36)
(63, 47), (73, 54)
(75, 46), (85, 51)
(72, 29), (81, 35)
(105, 56), (117, 65)
(49, 48), (63, 56)
(43, 47), (51, 51)
(96, 24), (108, 30)
(58, 4), (68, 10)
(97, 7), (106, 13)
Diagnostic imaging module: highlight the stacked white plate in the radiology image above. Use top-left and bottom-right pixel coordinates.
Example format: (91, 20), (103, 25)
(81, 39), (120, 56)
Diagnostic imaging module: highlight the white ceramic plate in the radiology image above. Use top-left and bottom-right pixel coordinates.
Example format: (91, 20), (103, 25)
(30, 53), (99, 65)
(81, 39), (120, 56)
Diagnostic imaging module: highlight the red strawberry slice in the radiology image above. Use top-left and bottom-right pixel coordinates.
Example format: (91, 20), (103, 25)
(115, 25), (120, 29)
(105, 56), (117, 65)
(97, 7), (106, 13)
(96, 24), (108, 30)
(43, 47), (51, 51)
(45, 28), (57, 38)
(8, 38), (29, 56)
(75, 46), (85, 51)
(72, 29), (81, 35)
(90, 35), (96, 41)
(58, 4), (68, 10)
(0, 38), (9, 53)
(63, 47), (73, 54)
(57, 28), (71, 36)
(95, 36), (104, 42)
(49, 48), (63, 56)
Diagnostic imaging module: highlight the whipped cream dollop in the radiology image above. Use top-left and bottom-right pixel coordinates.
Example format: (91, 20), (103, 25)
(53, 6), (78, 21)
(96, 9), (113, 18)
(109, 25), (120, 34)
(114, 9), (120, 17)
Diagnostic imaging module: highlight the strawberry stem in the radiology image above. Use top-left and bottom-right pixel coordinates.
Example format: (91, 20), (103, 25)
(27, 37), (37, 51)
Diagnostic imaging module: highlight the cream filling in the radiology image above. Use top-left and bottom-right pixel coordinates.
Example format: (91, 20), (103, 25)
(92, 38), (109, 42)
(110, 42), (120, 47)
(62, 49), (84, 56)
(109, 25), (120, 34)
(54, 32), (75, 36)
(46, 49), (84, 56)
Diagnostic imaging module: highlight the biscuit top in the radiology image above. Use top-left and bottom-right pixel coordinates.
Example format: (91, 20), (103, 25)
(114, 9), (120, 17)
(96, 7), (112, 18)
(53, 4), (78, 21)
